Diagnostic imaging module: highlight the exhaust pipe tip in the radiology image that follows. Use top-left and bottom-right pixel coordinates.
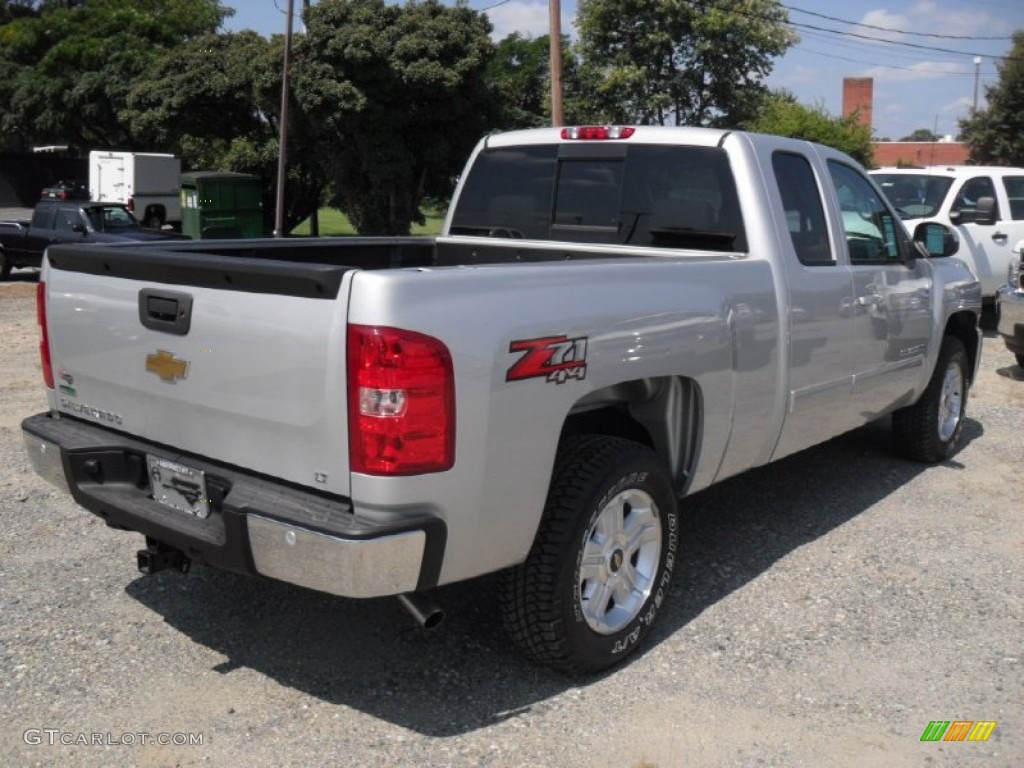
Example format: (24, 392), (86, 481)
(398, 592), (444, 630)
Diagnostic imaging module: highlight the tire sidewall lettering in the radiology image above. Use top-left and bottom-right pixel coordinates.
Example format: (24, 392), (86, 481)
(570, 466), (678, 660)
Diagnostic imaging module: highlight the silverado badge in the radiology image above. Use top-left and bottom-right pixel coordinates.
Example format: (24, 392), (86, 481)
(145, 350), (190, 383)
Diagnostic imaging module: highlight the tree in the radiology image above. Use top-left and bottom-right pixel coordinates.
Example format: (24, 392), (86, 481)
(294, 0), (497, 235)
(574, 0), (797, 127)
(488, 33), (553, 129)
(124, 31), (323, 233)
(959, 31), (1024, 165)
(0, 0), (231, 151)
(745, 92), (874, 167)
(487, 32), (581, 129)
(899, 128), (941, 142)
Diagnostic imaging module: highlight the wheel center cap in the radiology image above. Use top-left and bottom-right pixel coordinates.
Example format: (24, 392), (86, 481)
(609, 549), (625, 573)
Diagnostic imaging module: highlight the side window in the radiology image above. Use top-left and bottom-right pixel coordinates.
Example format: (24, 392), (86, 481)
(54, 207), (80, 232)
(952, 176), (999, 222)
(771, 152), (832, 265)
(1002, 176), (1024, 220)
(827, 161), (903, 264)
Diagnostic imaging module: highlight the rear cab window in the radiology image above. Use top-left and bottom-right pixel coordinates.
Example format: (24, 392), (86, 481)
(449, 144), (747, 252)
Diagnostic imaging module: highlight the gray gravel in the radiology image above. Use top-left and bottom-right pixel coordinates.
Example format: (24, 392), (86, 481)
(1, 279), (1021, 767)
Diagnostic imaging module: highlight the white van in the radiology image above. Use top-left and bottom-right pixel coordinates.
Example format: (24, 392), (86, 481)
(872, 165), (1024, 301)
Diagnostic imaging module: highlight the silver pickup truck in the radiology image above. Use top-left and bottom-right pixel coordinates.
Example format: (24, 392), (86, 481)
(22, 127), (982, 673)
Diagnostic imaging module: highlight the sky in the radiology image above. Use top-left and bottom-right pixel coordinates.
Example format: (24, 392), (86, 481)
(222, 0), (1024, 141)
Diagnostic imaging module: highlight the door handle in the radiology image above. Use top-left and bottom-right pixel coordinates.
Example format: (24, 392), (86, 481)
(992, 231), (1008, 243)
(857, 293), (882, 307)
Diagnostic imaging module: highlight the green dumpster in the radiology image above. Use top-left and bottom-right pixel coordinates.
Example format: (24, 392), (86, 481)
(180, 171), (263, 239)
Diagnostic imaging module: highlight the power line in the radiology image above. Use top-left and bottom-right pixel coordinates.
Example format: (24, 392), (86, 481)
(792, 44), (997, 75)
(728, 5), (1023, 62)
(783, 4), (1013, 41)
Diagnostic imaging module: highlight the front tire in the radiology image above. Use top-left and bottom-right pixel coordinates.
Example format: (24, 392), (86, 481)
(499, 436), (678, 674)
(893, 336), (969, 462)
(0, 249), (10, 280)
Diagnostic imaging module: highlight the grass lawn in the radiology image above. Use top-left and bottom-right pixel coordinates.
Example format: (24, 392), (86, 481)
(290, 207), (446, 236)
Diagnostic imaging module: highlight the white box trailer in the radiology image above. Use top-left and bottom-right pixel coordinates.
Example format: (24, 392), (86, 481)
(88, 151), (182, 228)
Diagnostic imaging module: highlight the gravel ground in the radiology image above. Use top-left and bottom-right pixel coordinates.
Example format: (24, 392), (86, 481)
(1, 276), (1021, 768)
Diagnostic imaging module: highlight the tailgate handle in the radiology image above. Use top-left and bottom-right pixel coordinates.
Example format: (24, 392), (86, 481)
(139, 289), (193, 336)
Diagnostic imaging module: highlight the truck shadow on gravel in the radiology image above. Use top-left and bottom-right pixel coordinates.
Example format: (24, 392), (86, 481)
(124, 416), (982, 737)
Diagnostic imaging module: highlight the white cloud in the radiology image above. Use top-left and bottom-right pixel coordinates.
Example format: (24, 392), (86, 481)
(858, 9), (910, 44)
(484, 1), (572, 41)
(906, 0), (993, 36)
(861, 60), (964, 82)
(943, 95), (974, 113)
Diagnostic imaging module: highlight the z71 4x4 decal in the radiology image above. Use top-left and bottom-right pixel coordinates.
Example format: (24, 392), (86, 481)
(506, 334), (588, 384)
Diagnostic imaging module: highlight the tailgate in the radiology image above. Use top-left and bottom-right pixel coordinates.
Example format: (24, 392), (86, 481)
(42, 245), (354, 497)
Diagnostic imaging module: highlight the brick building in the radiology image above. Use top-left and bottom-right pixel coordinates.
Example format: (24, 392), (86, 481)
(841, 77), (970, 167)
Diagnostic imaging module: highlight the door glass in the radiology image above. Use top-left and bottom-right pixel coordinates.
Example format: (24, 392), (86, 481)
(952, 176), (999, 222)
(827, 161), (903, 263)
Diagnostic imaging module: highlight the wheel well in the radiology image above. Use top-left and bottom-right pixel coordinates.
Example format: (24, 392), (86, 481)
(944, 310), (980, 383)
(143, 205), (165, 221)
(560, 376), (702, 495)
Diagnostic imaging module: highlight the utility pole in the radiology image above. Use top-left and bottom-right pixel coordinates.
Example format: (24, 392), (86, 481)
(549, 0), (564, 126)
(273, 0), (295, 238)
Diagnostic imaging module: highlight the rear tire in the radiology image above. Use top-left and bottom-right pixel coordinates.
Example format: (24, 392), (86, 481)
(143, 211), (163, 229)
(893, 336), (969, 462)
(0, 249), (10, 281)
(499, 435), (678, 674)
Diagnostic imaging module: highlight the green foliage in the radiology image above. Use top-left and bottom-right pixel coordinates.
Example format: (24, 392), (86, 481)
(123, 30), (323, 233)
(574, 0), (797, 126)
(294, 0), (497, 235)
(745, 92), (874, 167)
(959, 31), (1024, 166)
(899, 128), (941, 142)
(487, 32), (580, 129)
(488, 33), (552, 129)
(0, 0), (231, 150)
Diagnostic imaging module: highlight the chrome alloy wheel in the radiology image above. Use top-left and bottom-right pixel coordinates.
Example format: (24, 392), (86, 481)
(578, 488), (662, 635)
(937, 360), (964, 443)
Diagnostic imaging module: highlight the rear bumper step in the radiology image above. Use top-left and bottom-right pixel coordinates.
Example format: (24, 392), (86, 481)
(22, 412), (446, 597)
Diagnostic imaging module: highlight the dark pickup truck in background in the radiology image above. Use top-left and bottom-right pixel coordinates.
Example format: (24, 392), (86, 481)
(0, 199), (186, 279)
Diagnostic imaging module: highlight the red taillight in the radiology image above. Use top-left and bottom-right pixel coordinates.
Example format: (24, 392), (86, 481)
(561, 126), (636, 140)
(126, 196), (134, 211)
(37, 281), (54, 389)
(347, 325), (455, 475)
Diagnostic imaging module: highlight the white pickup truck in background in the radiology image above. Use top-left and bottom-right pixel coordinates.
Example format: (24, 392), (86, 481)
(24, 127), (982, 673)
(872, 165), (1024, 302)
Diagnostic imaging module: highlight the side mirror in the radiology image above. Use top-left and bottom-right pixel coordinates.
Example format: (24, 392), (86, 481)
(974, 196), (997, 225)
(71, 223), (87, 235)
(913, 221), (959, 258)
